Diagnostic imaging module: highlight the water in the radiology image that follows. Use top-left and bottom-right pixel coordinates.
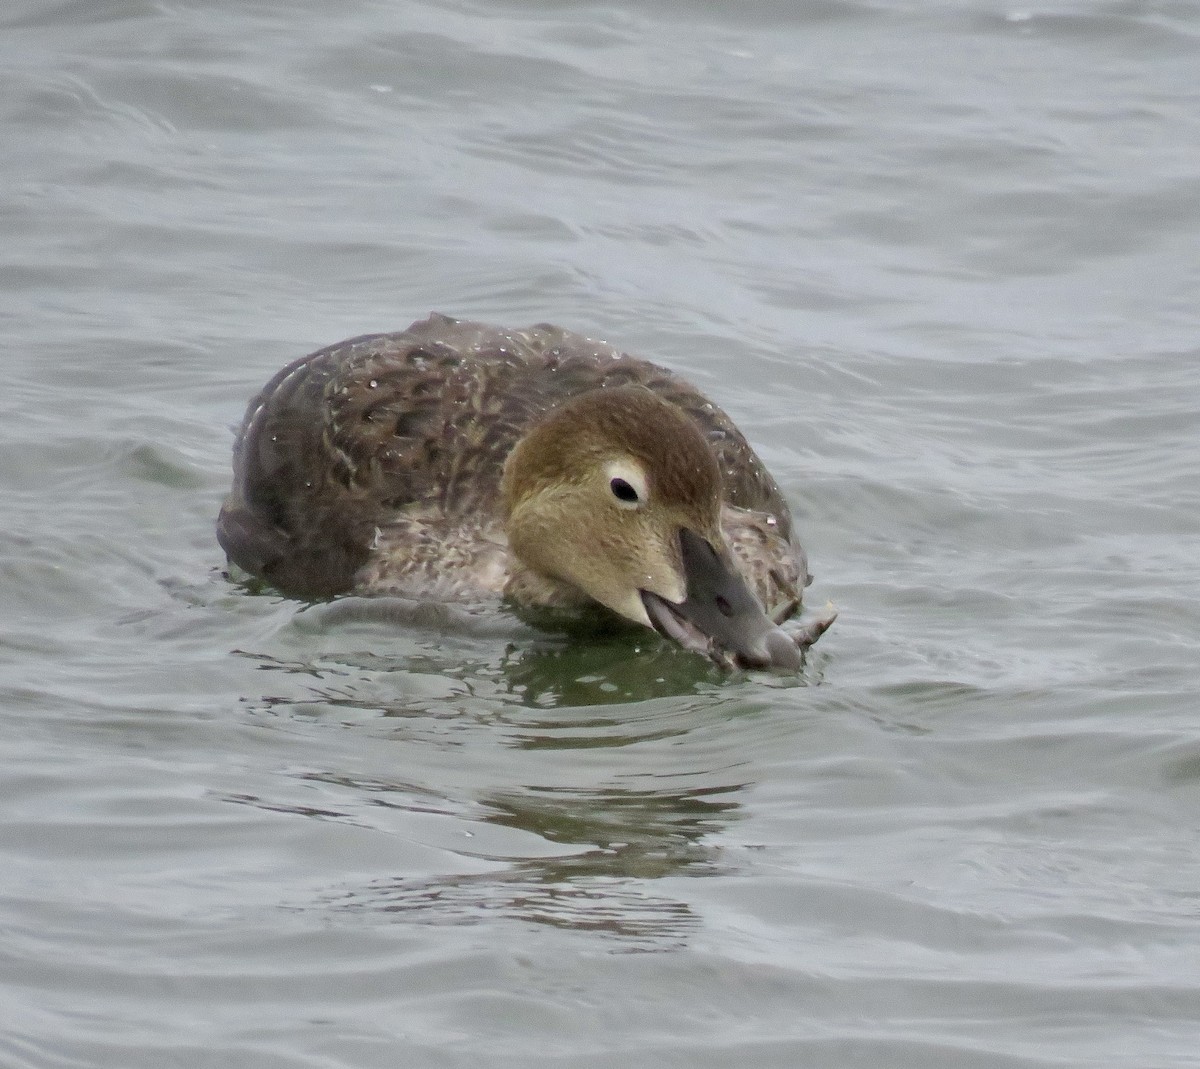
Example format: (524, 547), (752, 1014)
(3, 0), (1199, 1065)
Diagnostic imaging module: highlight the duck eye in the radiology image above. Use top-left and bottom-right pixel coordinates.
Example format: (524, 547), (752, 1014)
(610, 477), (640, 504)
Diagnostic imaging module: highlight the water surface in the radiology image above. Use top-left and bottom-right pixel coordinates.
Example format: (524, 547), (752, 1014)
(2, 0), (1199, 1065)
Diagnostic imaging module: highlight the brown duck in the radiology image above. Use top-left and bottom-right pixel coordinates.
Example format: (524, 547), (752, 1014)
(217, 313), (834, 669)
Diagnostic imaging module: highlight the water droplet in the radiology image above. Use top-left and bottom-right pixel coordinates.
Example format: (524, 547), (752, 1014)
(368, 379), (378, 388)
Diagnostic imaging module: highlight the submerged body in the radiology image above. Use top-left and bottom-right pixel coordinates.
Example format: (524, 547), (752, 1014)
(217, 314), (832, 669)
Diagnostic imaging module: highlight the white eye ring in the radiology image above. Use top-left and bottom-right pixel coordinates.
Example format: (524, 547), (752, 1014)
(604, 460), (648, 510)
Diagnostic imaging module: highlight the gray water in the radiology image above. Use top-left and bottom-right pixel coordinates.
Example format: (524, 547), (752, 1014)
(3, 0), (1199, 1065)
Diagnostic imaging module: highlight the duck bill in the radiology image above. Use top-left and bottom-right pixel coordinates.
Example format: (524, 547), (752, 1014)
(640, 528), (802, 671)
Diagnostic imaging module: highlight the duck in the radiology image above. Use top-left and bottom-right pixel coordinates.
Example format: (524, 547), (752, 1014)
(216, 313), (834, 670)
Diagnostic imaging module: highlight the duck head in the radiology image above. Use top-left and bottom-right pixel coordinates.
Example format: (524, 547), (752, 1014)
(500, 386), (802, 670)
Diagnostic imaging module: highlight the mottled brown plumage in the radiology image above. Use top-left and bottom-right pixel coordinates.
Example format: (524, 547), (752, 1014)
(217, 313), (832, 668)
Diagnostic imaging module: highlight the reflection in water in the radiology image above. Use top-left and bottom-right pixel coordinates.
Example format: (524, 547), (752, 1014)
(292, 592), (739, 705)
(242, 590), (821, 712)
(497, 633), (731, 709)
(342, 867), (700, 949)
(222, 596), (797, 948)
(228, 665), (757, 947)
(326, 782), (742, 950)
(221, 774), (744, 949)
(485, 783), (743, 878)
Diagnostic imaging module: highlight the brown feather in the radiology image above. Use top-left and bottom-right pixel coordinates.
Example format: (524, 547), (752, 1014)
(217, 313), (808, 614)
